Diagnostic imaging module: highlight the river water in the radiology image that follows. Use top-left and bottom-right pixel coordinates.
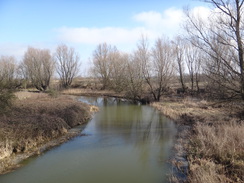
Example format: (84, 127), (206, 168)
(0, 96), (177, 183)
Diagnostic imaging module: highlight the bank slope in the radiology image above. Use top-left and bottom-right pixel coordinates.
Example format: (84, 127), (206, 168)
(0, 94), (94, 174)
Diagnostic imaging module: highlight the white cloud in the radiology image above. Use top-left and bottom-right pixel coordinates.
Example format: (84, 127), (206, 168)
(1, 6), (213, 73)
(57, 26), (154, 45)
(54, 6), (214, 75)
(133, 8), (185, 35)
(133, 11), (163, 27)
(56, 7), (214, 48)
(56, 7), (189, 46)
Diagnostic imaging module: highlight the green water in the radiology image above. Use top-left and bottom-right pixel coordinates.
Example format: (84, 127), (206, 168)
(0, 97), (177, 183)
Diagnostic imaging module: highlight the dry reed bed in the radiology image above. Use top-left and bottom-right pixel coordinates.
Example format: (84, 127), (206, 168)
(61, 88), (122, 97)
(152, 98), (244, 183)
(0, 93), (92, 174)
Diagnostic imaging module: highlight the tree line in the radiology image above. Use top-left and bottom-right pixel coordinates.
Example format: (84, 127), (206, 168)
(1, 0), (244, 103)
(90, 0), (244, 101)
(89, 36), (206, 102)
(0, 44), (80, 113)
(0, 44), (80, 91)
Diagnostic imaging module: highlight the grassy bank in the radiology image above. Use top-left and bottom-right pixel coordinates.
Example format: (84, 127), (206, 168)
(0, 92), (95, 174)
(152, 98), (244, 183)
(61, 88), (124, 97)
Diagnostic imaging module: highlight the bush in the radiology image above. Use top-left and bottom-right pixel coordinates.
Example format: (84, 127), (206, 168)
(46, 89), (59, 98)
(0, 84), (15, 114)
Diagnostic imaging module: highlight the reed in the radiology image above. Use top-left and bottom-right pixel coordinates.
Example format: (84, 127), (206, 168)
(152, 98), (244, 182)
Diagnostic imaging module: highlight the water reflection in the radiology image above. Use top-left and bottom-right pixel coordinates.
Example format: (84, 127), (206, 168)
(82, 96), (177, 182)
(94, 103), (176, 143)
(0, 96), (177, 183)
(78, 96), (135, 106)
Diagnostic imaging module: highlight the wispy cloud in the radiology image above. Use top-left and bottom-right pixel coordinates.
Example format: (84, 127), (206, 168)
(56, 6), (212, 46)
(57, 27), (154, 45)
(56, 8), (188, 46)
(133, 8), (185, 36)
(1, 6), (212, 62)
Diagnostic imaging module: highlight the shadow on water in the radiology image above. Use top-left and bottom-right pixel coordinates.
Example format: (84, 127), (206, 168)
(0, 96), (177, 183)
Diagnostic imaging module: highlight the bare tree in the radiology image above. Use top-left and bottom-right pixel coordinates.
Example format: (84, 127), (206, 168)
(0, 56), (21, 113)
(17, 62), (29, 89)
(185, 45), (195, 91)
(194, 49), (202, 93)
(91, 43), (117, 90)
(22, 47), (54, 91)
(134, 36), (152, 99)
(183, 43), (203, 93)
(54, 44), (80, 88)
(151, 38), (175, 100)
(173, 36), (186, 92)
(110, 52), (128, 92)
(136, 36), (175, 101)
(124, 52), (145, 101)
(0, 56), (17, 87)
(185, 0), (244, 99)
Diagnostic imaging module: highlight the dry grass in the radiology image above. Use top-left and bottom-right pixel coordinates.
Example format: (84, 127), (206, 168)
(189, 122), (244, 162)
(60, 88), (85, 95)
(152, 97), (244, 182)
(0, 93), (92, 160)
(188, 159), (227, 183)
(152, 97), (234, 125)
(15, 91), (48, 100)
(188, 122), (244, 182)
(61, 88), (124, 97)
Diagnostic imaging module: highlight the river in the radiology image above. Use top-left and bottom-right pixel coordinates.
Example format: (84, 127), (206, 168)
(0, 96), (177, 183)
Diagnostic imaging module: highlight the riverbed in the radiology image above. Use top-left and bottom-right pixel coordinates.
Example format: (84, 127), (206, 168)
(0, 96), (177, 183)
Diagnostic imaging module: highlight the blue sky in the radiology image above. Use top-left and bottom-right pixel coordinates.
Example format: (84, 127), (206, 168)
(0, 0), (207, 75)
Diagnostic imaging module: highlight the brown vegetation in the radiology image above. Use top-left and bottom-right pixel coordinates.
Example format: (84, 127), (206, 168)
(188, 122), (244, 182)
(54, 44), (80, 88)
(60, 88), (122, 97)
(20, 47), (55, 91)
(0, 92), (93, 174)
(152, 98), (244, 183)
(0, 1), (244, 181)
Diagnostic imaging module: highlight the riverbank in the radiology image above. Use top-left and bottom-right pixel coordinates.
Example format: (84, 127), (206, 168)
(60, 88), (148, 103)
(61, 88), (124, 98)
(152, 97), (244, 183)
(0, 92), (97, 175)
(9, 89), (243, 182)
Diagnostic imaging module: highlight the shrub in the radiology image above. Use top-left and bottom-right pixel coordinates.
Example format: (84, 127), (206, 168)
(46, 89), (59, 98)
(0, 83), (15, 114)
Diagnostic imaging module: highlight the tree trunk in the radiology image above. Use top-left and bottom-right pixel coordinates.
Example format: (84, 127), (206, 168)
(195, 73), (200, 93)
(178, 59), (185, 92)
(241, 77), (244, 100)
(190, 73), (194, 91)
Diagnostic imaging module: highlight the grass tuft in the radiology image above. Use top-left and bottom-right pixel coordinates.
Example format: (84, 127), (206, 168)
(152, 97), (244, 182)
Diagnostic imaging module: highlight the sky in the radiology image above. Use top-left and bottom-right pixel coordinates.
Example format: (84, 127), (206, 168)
(0, 0), (208, 75)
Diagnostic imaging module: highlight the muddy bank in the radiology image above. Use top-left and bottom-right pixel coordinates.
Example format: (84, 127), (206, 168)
(0, 94), (97, 175)
(152, 97), (244, 183)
